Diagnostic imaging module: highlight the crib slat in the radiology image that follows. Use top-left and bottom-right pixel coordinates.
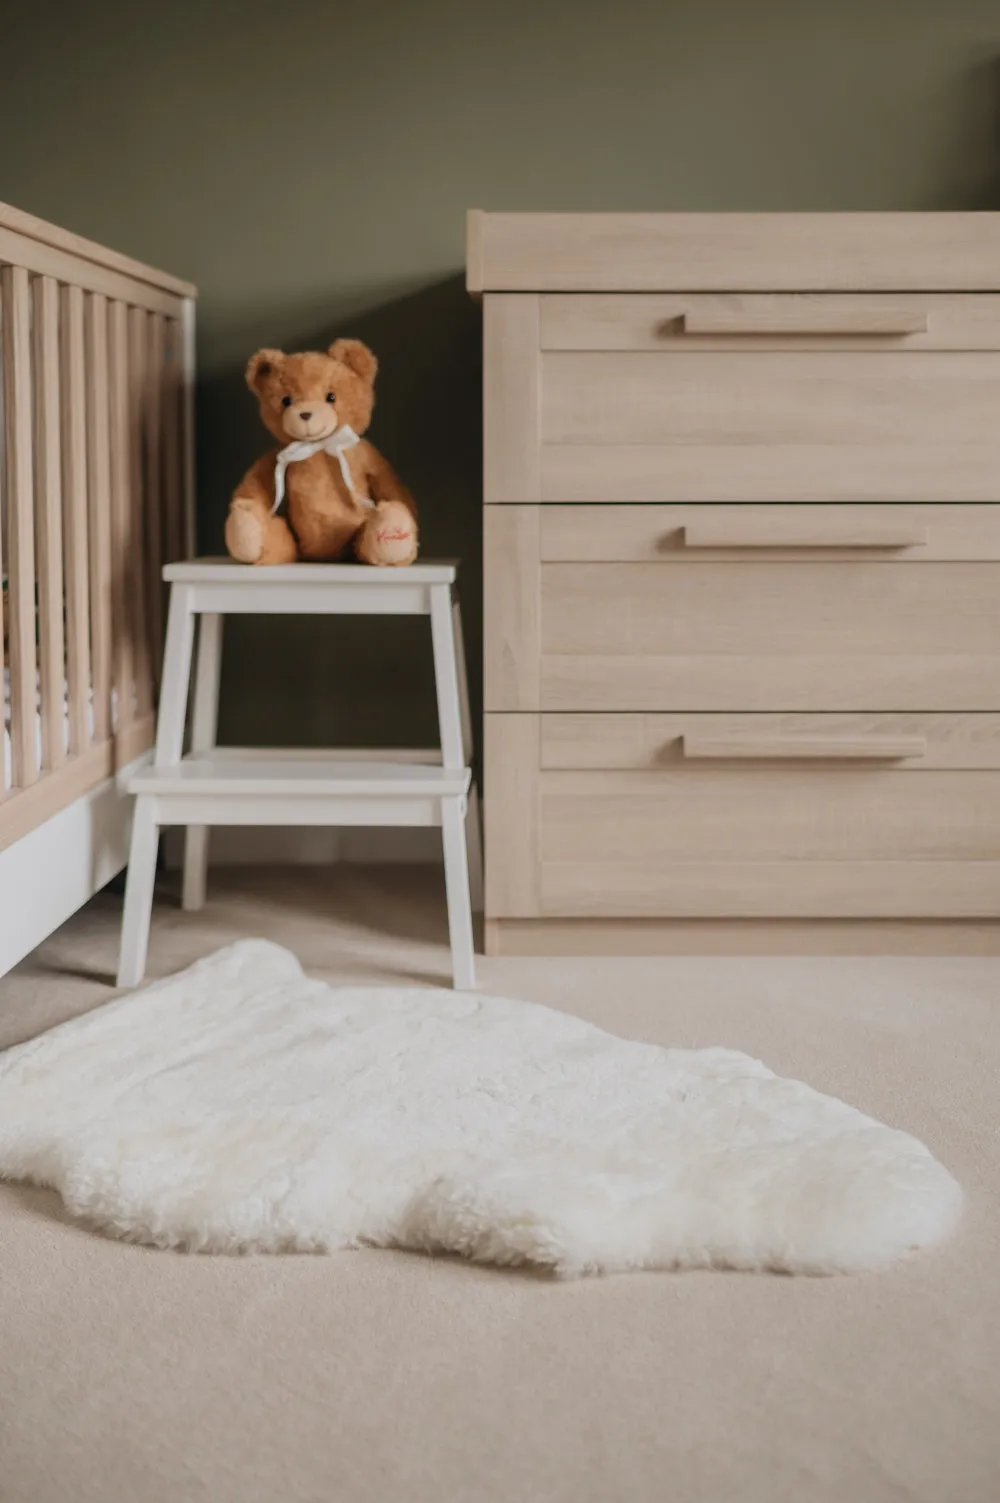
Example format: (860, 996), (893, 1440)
(32, 276), (67, 770)
(145, 313), (165, 677)
(108, 300), (134, 734)
(0, 401), (3, 801)
(181, 300), (196, 559)
(0, 287), (7, 802)
(60, 282), (92, 756)
(2, 263), (39, 788)
(162, 318), (184, 566)
(86, 292), (113, 743)
(128, 306), (153, 718)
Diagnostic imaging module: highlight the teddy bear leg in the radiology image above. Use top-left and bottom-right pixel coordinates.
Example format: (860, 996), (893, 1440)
(225, 496), (300, 566)
(353, 500), (418, 567)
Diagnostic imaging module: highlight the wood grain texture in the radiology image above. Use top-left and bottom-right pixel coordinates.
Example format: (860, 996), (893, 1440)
(476, 212), (1000, 939)
(542, 713), (1000, 771)
(145, 313), (166, 677)
(483, 507), (540, 710)
(473, 212), (1000, 292)
(539, 506), (998, 561)
(539, 345), (1000, 505)
(486, 917), (1000, 957)
(32, 276), (66, 770)
(523, 721), (1000, 917)
(483, 295), (540, 502)
(540, 294), (1000, 351)
(484, 714), (540, 917)
(60, 283), (92, 757)
(542, 351), (1000, 446)
(544, 505), (1000, 563)
(0, 196), (196, 298)
(2, 263), (38, 788)
(181, 300), (197, 558)
(162, 318), (185, 567)
(466, 209), (486, 296)
(493, 537), (1000, 710)
(0, 225), (186, 319)
(128, 307), (153, 717)
(541, 859), (1000, 919)
(0, 741), (113, 852)
(540, 654), (1000, 712)
(542, 768), (1000, 864)
(543, 562), (1000, 658)
(108, 301), (135, 733)
(0, 712), (153, 854)
(540, 442), (1000, 503)
(86, 293), (114, 744)
(115, 710), (157, 768)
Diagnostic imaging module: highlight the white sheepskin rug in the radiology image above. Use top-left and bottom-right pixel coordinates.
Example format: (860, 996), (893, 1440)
(0, 940), (961, 1276)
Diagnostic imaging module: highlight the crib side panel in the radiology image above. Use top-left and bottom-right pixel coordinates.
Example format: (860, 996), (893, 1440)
(0, 205), (195, 853)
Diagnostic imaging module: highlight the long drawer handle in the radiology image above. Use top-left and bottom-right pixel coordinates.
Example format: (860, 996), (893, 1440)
(680, 309), (929, 338)
(682, 734), (927, 762)
(683, 520), (928, 550)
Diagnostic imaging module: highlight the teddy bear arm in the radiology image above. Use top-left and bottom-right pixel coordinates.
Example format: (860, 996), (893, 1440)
(226, 452), (299, 565)
(232, 451), (279, 509)
(358, 440), (417, 519)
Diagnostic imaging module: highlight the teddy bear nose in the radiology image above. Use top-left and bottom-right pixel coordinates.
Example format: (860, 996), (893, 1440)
(299, 410), (313, 421)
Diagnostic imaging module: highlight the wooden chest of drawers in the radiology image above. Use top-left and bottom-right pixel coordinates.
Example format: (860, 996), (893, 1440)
(469, 211), (1000, 955)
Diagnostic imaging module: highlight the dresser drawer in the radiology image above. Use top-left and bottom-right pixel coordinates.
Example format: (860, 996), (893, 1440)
(541, 293), (1000, 352)
(486, 713), (1000, 920)
(540, 503), (1000, 562)
(535, 295), (1000, 502)
(485, 506), (1000, 711)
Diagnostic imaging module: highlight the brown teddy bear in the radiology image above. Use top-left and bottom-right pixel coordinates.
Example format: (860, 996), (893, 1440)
(225, 338), (418, 567)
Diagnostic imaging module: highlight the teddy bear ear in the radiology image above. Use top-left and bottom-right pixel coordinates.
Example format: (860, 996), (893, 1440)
(328, 338), (378, 386)
(245, 348), (284, 393)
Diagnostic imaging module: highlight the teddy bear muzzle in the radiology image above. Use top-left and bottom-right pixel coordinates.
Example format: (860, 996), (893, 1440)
(282, 400), (339, 442)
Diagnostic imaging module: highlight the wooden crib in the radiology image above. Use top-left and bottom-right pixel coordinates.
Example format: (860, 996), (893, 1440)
(0, 200), (196, 975)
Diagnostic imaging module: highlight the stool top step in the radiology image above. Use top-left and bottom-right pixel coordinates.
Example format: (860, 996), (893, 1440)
(164, 557), (458, 585)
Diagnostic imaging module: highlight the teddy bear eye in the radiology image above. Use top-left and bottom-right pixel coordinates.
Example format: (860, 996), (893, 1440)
(281, 396), (292, 408)
(325, 392), (336, 403)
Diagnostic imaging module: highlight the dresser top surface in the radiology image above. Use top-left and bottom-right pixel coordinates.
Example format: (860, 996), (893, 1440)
(467, 210), (1000, 295)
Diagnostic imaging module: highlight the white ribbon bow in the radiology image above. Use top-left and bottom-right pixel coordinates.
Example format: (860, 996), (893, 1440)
(270, 425), (372, 515)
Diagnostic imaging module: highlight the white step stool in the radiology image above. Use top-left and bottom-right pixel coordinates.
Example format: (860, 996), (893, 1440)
(117, 559), (482, 991)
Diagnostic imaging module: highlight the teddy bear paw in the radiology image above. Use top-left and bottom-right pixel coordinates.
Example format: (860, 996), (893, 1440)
(359, 500), (418, 567)
(225, 498), (265, 565)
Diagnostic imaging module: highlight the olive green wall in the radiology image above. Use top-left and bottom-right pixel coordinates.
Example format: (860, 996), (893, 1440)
(2, 0), (999, 749)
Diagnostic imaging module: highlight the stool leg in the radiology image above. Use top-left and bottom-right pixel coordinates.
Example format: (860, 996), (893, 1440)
(465, 782), (484, 914)
(450, 595), (475, 766)
(182, 612), (223, 911)
(449, 595), (483, 912)
(430, 584), (464, 772)
(442, 796), (476, 990)
(117, 798), (159, 988)
(155, 584), (196, 767)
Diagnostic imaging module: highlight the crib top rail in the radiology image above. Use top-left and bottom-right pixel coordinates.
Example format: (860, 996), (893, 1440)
(0, 199), (196, 298)
(0, 200), (197, 316)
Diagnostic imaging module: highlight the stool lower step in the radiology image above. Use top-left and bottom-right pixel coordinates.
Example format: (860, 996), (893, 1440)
(131, 748), (471, 799)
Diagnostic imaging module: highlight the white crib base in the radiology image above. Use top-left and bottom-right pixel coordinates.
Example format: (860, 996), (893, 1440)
(0, 752), (150, 979)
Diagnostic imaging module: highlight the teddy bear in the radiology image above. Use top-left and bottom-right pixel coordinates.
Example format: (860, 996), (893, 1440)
(224, 338), (418, 567)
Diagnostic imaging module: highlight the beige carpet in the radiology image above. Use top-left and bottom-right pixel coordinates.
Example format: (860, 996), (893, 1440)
(1, 867), (998, 1503)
